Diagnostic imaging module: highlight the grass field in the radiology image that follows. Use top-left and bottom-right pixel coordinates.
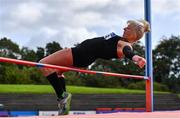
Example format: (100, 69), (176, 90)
(0, 84), (170, 94)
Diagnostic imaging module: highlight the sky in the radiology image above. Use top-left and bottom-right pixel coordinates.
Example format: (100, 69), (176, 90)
(0, 0), (180, 50)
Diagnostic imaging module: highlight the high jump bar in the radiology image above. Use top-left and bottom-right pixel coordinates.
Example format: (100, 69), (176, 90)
(0, 57), (149, 80)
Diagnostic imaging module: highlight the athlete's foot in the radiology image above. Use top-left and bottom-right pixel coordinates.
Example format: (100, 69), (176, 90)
(57, 92), (72, 115)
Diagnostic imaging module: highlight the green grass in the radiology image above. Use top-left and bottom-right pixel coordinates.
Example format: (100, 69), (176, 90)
(0, 84), (170, 94)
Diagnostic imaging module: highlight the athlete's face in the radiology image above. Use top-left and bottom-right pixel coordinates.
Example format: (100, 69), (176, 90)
(123, 24), (138, 43)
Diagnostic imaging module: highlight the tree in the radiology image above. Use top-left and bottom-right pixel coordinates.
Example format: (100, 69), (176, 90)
(0, 37), (20, 58)
(36, 47), (45, 61)
(20, 47), (36, 61)
(153, 35), (180, 92)
(45, 41), (62, 56)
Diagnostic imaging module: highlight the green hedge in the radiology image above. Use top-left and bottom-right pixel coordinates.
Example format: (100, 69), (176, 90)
(127, 81), (169, 92)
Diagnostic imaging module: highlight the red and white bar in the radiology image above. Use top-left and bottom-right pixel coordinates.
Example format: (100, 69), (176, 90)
(0, 57), (149, 80)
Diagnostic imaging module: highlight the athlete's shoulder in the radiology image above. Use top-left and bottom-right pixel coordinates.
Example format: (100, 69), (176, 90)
(104, 32), (119, 40)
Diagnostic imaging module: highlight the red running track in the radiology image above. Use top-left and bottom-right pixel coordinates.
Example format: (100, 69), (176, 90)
(1, 111), (180, 119)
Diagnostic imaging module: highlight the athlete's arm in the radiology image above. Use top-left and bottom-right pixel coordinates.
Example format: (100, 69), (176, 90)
(123, 46), (146, 68)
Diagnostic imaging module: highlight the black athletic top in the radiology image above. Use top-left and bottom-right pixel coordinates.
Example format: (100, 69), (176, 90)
(71, 32), (121, 67)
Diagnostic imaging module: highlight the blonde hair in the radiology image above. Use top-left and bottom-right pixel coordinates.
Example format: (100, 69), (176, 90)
(127, 19), (150, 41)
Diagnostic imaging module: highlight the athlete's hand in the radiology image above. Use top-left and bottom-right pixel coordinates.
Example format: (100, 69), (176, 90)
(132, 55), (146, 68)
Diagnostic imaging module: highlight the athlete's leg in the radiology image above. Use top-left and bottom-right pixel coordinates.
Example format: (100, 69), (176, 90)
(39, 48), (73, 115)
(39, 48), (73, 98)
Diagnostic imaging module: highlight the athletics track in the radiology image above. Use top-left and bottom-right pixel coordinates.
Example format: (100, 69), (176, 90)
(1, 111), (180, 119)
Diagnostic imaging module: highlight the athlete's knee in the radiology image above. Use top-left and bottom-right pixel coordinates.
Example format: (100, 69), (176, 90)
(38, 58), (53, 76)
(39, 58), (47, 64)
